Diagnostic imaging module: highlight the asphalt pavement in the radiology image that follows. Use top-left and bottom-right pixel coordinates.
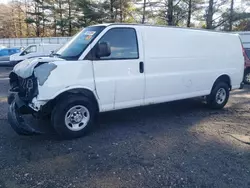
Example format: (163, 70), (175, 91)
(0, 67), (250, 188)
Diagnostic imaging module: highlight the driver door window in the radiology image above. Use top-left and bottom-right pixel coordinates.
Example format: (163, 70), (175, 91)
(95, 28), (139, 60)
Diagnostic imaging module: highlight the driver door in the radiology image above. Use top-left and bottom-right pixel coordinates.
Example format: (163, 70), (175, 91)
(91, 27), (145, 111)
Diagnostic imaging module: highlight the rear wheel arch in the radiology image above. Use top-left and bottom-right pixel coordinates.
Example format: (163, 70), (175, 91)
(211, 74), (231, 92)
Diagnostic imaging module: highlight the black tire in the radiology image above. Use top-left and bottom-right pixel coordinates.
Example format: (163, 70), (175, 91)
(244, 70), (250, 85)
(51, 95), (97, 139)
(206, 82), (230, 109)
(7, 93), (15, 105)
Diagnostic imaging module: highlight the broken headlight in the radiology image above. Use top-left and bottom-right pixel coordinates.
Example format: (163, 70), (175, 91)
(9, 72), (38, 102)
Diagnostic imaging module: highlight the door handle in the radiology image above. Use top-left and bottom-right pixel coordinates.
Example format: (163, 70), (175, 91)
(139, 62), (144, 73)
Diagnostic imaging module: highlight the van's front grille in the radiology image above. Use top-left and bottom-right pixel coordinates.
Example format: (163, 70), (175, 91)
(9, 72), (38, 102)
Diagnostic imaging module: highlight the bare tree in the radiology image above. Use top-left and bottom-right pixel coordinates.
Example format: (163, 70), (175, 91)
(67, 0), (72, 36)
(206, 0), (214, 29)
(110, 0), (114, 21)
(24, 0), (30, 36)
(119, 0), (123, 22)
(0, 4), (18, 38)
(142, 0), (146, 24)
(229, 0), (234, 31)
(167, 0), (174, 25)
(187, 0), (192, 27)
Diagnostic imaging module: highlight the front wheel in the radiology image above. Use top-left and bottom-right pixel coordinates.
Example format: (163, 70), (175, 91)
(206, 82), (229, 109)
(51, 95), (97, 139)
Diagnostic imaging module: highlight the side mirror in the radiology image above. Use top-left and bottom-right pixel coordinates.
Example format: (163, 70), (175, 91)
(96, 42), (111, 58)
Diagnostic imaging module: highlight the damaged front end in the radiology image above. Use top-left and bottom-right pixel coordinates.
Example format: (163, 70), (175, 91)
(7, 57), (59, 135)
(8, 96), (43, 135)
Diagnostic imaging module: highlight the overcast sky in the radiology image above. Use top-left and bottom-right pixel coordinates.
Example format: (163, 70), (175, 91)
(1, 0), (9, 3)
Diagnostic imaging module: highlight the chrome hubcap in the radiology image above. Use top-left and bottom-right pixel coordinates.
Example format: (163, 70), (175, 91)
(64, 105), (90, 131)
(216, 88), (226, 104)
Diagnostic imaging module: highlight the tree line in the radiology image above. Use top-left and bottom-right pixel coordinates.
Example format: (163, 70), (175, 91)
(0, 0), (249, 38)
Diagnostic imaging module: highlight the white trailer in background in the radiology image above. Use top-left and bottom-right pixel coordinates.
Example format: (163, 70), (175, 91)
(9, 43), (62, 66)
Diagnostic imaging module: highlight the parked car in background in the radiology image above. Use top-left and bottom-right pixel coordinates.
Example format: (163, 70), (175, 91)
(243, 46), (250, 84)
(9, 43), (62, 66)
(0, 48), (21, 64)
(0, 48), (21, 57)
(237, 32), (250, 84)
(8, 24), (244, 139)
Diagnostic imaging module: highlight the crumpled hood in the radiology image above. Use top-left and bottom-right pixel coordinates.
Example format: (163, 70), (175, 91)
(13, 56), (63, 78)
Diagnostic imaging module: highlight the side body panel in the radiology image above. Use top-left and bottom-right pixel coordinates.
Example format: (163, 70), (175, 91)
(142, 27), (244, 105)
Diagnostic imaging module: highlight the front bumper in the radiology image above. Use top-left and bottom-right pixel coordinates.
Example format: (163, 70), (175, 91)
(7, 94), (43, 135)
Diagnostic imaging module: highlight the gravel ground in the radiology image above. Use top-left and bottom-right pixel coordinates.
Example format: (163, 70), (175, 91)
(0, 67), (250, 188)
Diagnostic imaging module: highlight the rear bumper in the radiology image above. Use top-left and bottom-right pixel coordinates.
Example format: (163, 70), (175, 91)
(7, 94), (43, 135)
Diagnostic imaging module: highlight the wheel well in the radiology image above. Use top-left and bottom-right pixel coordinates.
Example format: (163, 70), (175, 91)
(41, 88), (99, 115)
(212, 75), (231, 91)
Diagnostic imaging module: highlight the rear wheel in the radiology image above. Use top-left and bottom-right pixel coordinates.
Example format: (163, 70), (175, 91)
(206, 82), (229, 109)
(51, 95), (97, 139)
(244, 70), (250, 85)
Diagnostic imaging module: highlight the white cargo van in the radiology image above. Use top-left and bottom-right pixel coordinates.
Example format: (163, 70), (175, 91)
(9, 43), (61, 66)
(7, 24), (244, 139)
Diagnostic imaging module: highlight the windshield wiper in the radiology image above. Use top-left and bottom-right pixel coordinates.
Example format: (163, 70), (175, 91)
(50, 52), (62, 58)
(53, 53), (62, 57)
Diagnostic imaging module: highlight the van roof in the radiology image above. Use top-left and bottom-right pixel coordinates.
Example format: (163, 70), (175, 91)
(92, 23), (237, 35)
(235, 32), (250, 35)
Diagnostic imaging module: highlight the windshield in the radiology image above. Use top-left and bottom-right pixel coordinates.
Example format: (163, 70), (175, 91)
(245, 48), (250, 59)
(56, 26), (105, 60)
